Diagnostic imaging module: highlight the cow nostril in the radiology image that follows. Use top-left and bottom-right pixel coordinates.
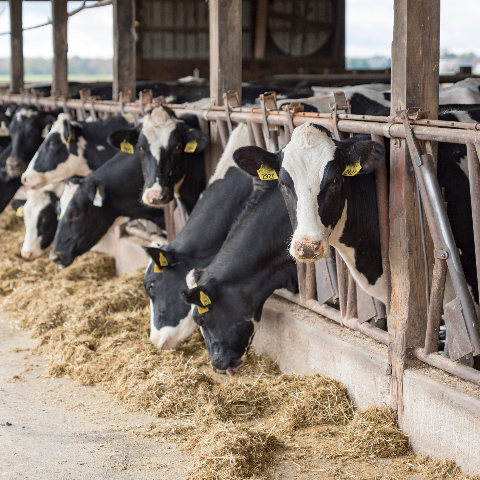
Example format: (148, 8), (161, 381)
(21, 251), (35, 260)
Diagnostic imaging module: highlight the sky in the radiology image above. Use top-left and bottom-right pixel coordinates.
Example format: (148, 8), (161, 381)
(0, 0), (478, 59)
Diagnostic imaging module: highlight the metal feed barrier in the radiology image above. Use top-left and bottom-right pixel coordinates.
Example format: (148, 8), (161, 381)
(2, 87), (480, 387)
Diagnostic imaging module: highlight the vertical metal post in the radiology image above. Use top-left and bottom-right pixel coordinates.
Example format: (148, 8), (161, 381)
(9, 0), (24, 94)
(52, 0), (69, 97)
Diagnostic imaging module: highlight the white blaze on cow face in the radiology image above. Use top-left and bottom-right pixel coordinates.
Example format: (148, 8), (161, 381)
(59, 182), (80, 219)
(22, 114), (91, 188)
(149, 300), (197, 350)
(282, 124), (337, 260)
(16, 108), (38, 120)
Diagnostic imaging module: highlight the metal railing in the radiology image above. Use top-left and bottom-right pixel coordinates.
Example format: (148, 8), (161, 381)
(2, 87), (480, 386)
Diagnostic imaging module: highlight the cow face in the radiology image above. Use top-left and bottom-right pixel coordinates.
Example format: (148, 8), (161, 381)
(109, 106), (208, 207)
(20, 184), (63, 260)
(234, 123), (383, 262)
(22, 114), (90, 189)
(181, 273), (259, 375)
(50, 177), (115, 267)
(144, 247), (197, 350)
(7, 108), (57, 177)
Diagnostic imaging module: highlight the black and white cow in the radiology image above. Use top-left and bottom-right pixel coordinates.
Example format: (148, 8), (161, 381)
(0, 103), (18, 154)
(21, 113), (135, 189)
(180, 172), (298, 375)
(50, 150), (164, 268)
(143, 123), (253, 350)
(11, 182), (64, 260)
(109, 106), (209, 212)
(6, 107), (63, 177)
(0, 145), (23, 214)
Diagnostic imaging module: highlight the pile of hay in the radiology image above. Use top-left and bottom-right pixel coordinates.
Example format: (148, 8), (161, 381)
(0, 207), (474, 479)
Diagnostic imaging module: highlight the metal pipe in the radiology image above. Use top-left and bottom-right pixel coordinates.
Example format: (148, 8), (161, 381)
(305, 262), (316, 301)
(217, 120), (228, 149)
(336, 251), (348, 317)
(346, 272), (357, 319)
(251, 120), (267, 150)
(420, 156), (480, 355)
(274, 289), (389, 345)
(414, 348), (480, 385)
(424, 258), (448, 354)
(467, 143), (480, 312)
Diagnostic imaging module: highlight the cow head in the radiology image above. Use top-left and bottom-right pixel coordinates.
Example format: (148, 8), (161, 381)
(7, 108), (58, 178)
(18, 184), (63, 260)
(50, 176), (116, 267)
(143, 246), (197, 350)
(21, 114), (90, 189)
(109, 106), (208, 207)
(233, 123), (383, 262)
(181, 270), (259, 376)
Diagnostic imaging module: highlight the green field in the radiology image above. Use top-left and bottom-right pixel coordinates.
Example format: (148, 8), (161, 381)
(0, 74), (113, 84)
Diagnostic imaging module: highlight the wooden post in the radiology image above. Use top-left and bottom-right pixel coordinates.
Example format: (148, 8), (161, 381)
(254, 0), (268, 60)
(9, 0), (23, 93)
(113, 0), (136, 101)
(208, 0), (242, 176)
(52, 0), (69, 97)
(389, 0), (440, 425)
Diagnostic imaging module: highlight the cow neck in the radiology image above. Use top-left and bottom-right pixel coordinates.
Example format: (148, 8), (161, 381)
(176, 151), (206, 212)
(329, 173), (386, 304)
(169, 167), (253, 261)
(202, 182), (296, 299)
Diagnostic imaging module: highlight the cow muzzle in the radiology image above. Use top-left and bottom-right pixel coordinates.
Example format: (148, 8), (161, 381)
(49, 251), (69, 269)
(6, 157), (27, 177)
(21, 250), (40, 261)
(144, 190), (171, 207)
(293, 239), (327, 262)
(21, 172), (44, 189)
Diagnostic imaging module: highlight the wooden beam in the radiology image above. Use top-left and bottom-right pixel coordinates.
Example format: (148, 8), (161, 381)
(208, 0), (242, 177)
(389, 0), (440, 426)
(113, 0), (136, 102)
(52, 0), (69, 97)
(254, 0), (268, 61)
(9, 0), (24, 93)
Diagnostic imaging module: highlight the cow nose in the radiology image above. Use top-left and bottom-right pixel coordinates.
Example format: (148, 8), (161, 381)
(21, 251), (36, 260)
(50, 252), (61, 263)
(294, 240), (324, 260)
(146, 191), (165, 205)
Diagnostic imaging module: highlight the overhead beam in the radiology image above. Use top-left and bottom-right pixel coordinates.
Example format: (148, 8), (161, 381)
(9, 0), (24, 93)
(389, 0), (440, 426)
(208, 0), (242, 177)
(113, 0), (136, 102)
(52, 0), (69, 96)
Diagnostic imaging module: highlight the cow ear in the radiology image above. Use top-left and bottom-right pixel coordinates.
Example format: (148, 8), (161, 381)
(180, 284), (215, 308)
(40, 114), (57, 138)
(10, 199), (26, 217)
(182, 127), (209, 154)
(62, 119), (73, 144)
(233, 146), (281, 179)
(143, 246), (176, 271)
(109, 128), (140, 150)
(344, 140), (384, 176)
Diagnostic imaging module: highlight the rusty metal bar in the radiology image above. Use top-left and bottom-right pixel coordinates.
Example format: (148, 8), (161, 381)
(346, 273), (357, 319)
(305, 263), (316, 301)
(250, 120), (267, 150)
(336, 251), (348, 318)
(414, 348), (480, 385)
(297, 262), (307, 300)
(372, 134), (391, 314)
(217, 120), (229, 149)
(274, 288), (389, 345)
(467, 143), (480, 311)
(424, 258), (448, 354)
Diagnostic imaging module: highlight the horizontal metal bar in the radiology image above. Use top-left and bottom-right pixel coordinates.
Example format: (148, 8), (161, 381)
(274, 288), (389, 345)
(414, 348), (480, 385)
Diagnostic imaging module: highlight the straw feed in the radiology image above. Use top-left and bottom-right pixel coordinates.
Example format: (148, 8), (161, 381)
(0, 207), (476, 480)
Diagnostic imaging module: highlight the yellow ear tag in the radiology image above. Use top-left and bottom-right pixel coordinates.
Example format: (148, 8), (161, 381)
(57, 214), (60, 221)
(184, 139), (198, 153)
(199, 291), (211, 307)
(198, 305), (209, 314)
(159, 252), (168, 267)
(67, 135), (71, 144)
(16, 205), (23, 218)
(120, 139), (134, 154)
(342, 161), (362, 177)
(257, 164), (278, 181)
(154, 264), (163, 273)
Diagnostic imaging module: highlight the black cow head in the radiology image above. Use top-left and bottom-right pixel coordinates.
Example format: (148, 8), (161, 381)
(109, 106), (208, 207)
(20, 185), (62, 260)
(181, 272), (259, 375)
(21, 114), (88, 189)
(233, 123), (383, 262)
(143, 246), (197, 350)
(50, 176), (115, 267)
(7, 108), (58, 178)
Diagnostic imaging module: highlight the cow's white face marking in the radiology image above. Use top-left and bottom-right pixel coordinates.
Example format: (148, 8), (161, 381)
(149, 301), (197, 350)
(23, 114), (90, 188)
(96, 145), (106, 151)
(282, 124), (336, 258)
(208, 123), (250, 184)
(186, 268), (197, 289)
(122, 113), (135, 125)
(16, 108), (38, 120)
(59, 182), (80, 219)
(141, 107), (182, 161)
(142, 180), (162, 205)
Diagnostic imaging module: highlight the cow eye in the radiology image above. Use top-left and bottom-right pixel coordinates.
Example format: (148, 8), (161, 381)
(70, 210), (81, 221)
(139, 146), (144, 151)
(333, 176), (340, 184)
(147, 282), (154, 295)
(195, 315), (206, 327)
(175, 143), (181, 151)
